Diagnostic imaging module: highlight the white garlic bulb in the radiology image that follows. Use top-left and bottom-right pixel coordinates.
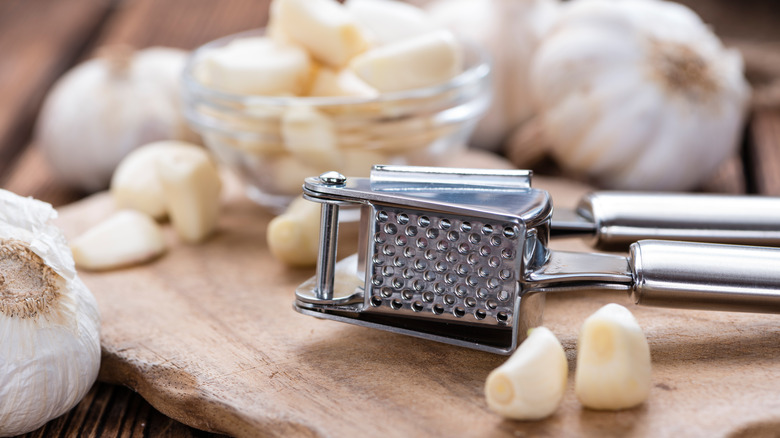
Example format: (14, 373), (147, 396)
(427, 0), (560, 150)
(0, 189), (101, 436)
(36, 46), (194, 192)
(530, 0), (750, 191)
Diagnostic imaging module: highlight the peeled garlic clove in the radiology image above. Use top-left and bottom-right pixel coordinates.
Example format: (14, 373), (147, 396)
(111, 141), (193, 219)
(71, 210), (166, 271)
(156, 147), (222, 244)
(575, 303), (651, 410)
(267, 196), (322, 267)
(485, 326), (568, 420)
(199, 37), (312, 95)
(346, 0), (438, 45)
(308, 66), (378, 98)
(0, 189), (100, 436)
(36, 46), (192, 192)
(350, 30), (463, 92)
(281, 105), (340, 169)
(270, 0), (370, 68)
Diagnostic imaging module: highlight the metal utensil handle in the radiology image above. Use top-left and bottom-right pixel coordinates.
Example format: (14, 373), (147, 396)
(581, 192), (780, 248)
(628, 240), (780, 313)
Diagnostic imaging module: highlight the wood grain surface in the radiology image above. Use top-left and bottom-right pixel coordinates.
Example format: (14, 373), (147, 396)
(47, 174), (780, 438)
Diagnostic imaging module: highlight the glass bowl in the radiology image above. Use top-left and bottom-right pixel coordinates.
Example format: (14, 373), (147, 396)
(182, 29), (492, 213)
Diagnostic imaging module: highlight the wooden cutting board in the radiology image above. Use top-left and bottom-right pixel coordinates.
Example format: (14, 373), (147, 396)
(54, 174), (780, 438)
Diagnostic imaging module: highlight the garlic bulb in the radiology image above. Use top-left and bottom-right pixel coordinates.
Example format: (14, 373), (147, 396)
(0, 189), (100, 436)
(427, 0), (560, 150)
(36, 46), (194, 192)
(530, 0), (750, 191)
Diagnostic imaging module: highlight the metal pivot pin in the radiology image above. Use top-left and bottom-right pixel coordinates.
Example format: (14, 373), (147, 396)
(313, 171), (346, 301)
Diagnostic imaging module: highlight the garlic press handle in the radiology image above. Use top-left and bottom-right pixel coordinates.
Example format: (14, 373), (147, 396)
(629, 240), (780, 313)
(577, 192), (780, 249)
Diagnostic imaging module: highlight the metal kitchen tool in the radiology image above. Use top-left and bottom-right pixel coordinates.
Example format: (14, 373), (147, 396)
(294, 166), (780, 354)
(551, 192), (780, 248)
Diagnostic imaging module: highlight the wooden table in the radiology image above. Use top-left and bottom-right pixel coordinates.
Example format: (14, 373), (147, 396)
(1, 1), (779, 436)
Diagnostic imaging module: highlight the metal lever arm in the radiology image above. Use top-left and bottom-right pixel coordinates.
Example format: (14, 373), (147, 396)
(629, 240), (780, 313)
(556, 192), (780, 248)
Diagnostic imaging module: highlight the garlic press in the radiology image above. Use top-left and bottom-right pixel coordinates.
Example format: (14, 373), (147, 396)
(294, 166), (780, 354)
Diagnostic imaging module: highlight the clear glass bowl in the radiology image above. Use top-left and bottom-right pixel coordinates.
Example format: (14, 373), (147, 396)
(182, 29), (492, 213)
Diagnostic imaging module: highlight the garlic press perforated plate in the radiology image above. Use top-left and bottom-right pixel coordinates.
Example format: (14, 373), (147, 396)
(294, 166), (780, 354)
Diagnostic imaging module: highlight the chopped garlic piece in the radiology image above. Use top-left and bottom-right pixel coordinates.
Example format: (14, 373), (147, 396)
(308, 66), (378, 98)
(346, 0), (438, 45)
(200, 37), (312, 95)
(485, 326), (568, 420)
(156, 148), (222, 244)
(71, 210), (166, 271)
(270, 0), (370, 68)
(350, 30), (463, 92)
(267, 197), (321, 267)
(575, 303), (652, 410)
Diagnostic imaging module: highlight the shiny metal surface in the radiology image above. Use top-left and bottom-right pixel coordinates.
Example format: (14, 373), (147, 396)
(579, 192), (780, 248)
(295, 166), (780, 355)
(629, 240), (780, 313)
(527, 251), (632, 286)
(312, 173), (346, 301)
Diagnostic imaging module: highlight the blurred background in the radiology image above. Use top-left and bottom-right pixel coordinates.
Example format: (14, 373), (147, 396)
(1, 0), (779, 436)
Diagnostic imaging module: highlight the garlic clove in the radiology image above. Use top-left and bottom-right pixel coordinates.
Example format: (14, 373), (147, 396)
(308, 65), (378, 98)
(485, 326), (568, 420)
(270, 0), (370, 68)
(70, 210), (166, 271)
(0, 189), (100, 436)
(156, 147), (222, 244)
(575, 303), (652, 410)
(346, 0), (438, 46)
(111, 141), (191, 219)
(267, 196), (322, 267)
(199, 37), (312, 96)
(281, 105), (340, 169)
(350, 30), (463, 92)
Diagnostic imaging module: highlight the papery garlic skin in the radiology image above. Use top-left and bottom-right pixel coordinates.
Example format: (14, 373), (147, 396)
(37, 47), (193, 192)
(427, 0), (560, 150)
(0, 189), (100, 436)
(530, 0), (750, 190)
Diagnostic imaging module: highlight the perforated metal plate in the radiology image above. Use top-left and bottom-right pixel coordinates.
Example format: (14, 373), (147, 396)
(364, 204), (524, 326)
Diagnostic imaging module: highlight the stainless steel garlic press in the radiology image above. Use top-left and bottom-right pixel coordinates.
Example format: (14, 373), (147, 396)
(294, 166), (780, 354)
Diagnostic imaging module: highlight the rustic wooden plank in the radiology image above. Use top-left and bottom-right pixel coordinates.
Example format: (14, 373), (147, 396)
(0, 0), (113, 181)
(748, 110), (780, 195)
